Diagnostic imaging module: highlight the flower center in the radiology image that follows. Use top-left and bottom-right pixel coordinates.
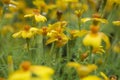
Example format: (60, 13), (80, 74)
(24, 25), (30, 31)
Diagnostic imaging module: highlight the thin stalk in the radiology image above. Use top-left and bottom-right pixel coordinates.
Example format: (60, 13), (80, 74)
(26, 38), (30, 52)
(8, 55), (14, 75)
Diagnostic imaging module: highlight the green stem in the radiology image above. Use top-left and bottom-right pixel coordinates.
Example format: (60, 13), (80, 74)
(26, 38), (30, 52)
(49, 43), (55, 55)
(78, 17), (81, 30)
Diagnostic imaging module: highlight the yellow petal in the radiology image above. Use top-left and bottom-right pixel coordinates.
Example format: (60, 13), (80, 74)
(83, 32), (102, 49)
(82, 75), (101, 80)
(12, 31), (22, 38)
(113, 21), (120, 26)
(92, 18), (108, 23)
(45, 38), (58, 45)
(30, 27), (39, 34)
(8, 70), (31, 80)
(75, 30), (88, 37)
(21, 31), (33, 39)
(101, 33), (111, 49)
(81, 18), (91, 23)
(24, 14), (34, 17)
(31, 66), (54, 77)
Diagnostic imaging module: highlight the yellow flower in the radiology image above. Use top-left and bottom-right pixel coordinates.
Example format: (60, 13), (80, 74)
(113, 21), (120, 26)
(67, 62), (97, 78)
(24, 9), (47, 22)
(44, 21), (68, 47)
(12, 25), (39, 39)
(8, 61), (54, 80)
(39, 21), (67, 36)
(83, 31), (111, 50)
(46, 30), (69, 47)
(81, 75), (101, 80)
(82, 19), (110, 52)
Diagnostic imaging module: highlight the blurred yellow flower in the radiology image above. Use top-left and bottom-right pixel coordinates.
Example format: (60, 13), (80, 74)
(12, 25), (39, 39)
(8, 61), (54, 80)
(0, 25), (14, 35)
(82, 14), (110, 51)
(24, 9), (47, 22)
(83, 31), (111, 51)
(74, 4), (88, 17)
(67, 62), (97, 78)
(33, 0), (48, 12)
(81, 75), (101, 80)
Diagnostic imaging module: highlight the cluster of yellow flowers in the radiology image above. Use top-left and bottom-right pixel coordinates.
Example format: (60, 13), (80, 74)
(0, 0), (120, 80)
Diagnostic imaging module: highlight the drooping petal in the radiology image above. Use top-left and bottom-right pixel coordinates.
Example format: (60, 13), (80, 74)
(101, 33), (111, 49)
(45, 38), (58, 45)
(12, 31), (22, 38)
